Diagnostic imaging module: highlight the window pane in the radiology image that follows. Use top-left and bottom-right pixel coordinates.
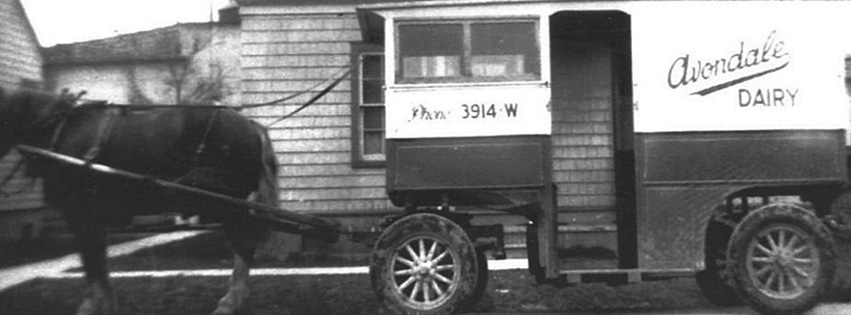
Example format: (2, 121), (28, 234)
(470, 22), (539, 77)
(362, 79), (384, 104)
(399, 24), (463, 56)
(471, 55), (525, 77)
(363, 106), (384, 130)
(362, 55), (383, 79)
(402, 56), (461, 78)
(364, 131), (384, 155)
(399, 24), (463, 79)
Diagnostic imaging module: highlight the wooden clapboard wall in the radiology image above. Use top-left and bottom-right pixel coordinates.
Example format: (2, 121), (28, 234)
(0, 0), (44, 211)
(240, 6), (394, 220)
(549, 12), (623, 254)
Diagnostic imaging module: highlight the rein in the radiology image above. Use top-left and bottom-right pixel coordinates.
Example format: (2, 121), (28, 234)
(240, 63), (356, 127)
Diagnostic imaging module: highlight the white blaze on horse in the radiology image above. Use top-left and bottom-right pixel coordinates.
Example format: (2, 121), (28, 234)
(0, 87), (280, 315)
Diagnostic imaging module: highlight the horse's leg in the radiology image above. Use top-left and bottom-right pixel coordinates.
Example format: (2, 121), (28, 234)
(68, 210), (117, 315)
(212, 216), (271, 315)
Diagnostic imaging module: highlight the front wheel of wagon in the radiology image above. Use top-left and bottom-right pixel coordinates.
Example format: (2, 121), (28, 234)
(371, 213), (481, 315)
(729, 204), (835, 315)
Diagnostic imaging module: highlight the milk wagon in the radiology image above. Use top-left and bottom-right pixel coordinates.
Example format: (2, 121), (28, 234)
(356, 1), (851, 315)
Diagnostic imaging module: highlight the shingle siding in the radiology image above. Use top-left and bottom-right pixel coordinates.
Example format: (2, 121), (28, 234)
(241, 10), (391, 218)
(0, 0), (44, 212)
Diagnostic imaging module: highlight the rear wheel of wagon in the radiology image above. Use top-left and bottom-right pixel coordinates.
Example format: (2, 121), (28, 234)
(371, 213), (482, 315)
(729, 204), (835, 315)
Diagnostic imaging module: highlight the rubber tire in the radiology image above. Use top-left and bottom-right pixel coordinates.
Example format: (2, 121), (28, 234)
(696, 212), (743, 306)
(464, 249), (489, 312)
(370, 213), (480, 315)
(728, 203), (835, 315)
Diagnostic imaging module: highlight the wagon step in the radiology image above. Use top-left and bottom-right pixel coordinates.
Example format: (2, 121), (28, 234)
(16, 144), (343, 241)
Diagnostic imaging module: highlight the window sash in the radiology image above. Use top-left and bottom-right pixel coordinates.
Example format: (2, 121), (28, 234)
(351, 47), (386, 167)
(395, 19), (541, 84)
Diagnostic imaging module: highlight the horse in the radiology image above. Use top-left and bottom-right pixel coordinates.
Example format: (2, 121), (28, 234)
(0, 86), (280, 315)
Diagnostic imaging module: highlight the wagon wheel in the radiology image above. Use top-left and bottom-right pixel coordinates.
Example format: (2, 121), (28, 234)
(469, 248), (489, 311)
(370, 213), (481, 315)
(696, 210), (743, 306)
(729, 204), (835, 315)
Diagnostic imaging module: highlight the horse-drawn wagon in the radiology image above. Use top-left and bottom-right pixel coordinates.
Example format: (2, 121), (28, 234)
(355, 1), (851, 315)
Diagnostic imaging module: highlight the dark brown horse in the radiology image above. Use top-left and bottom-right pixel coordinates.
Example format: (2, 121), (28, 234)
(0, 87), (280, 315)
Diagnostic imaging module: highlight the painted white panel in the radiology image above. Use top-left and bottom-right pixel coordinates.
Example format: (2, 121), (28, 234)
(631, 2), (850, 133)
(386, 84), (551, 138)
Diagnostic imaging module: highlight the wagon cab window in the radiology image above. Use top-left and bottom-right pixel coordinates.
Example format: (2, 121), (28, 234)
(398, 24), (463, 80)
(397, 19), (540, 84)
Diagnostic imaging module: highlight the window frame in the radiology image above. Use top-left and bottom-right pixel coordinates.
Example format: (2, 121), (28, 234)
(350, 43), (386, 168)
(394, 18), (542, 85)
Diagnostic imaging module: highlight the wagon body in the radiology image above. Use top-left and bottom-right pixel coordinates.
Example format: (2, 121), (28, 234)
(362, 1), (851, 314)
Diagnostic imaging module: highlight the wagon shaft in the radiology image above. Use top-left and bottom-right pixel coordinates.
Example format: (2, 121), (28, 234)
(15, 144), (342, 241)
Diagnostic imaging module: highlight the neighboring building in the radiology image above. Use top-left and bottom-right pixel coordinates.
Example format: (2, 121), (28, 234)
(43, 11), (241, 106)
(0, 0), (49, 242)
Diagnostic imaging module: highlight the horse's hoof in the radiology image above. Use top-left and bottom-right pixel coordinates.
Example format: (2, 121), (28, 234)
(211, 306), (249, 315)
(75, 297), (117, 315)
(212, 295), (249, 315)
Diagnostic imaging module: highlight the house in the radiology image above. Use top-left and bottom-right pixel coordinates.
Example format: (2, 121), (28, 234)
(0, 0), (48, 242)
(43, 10), (241, 106)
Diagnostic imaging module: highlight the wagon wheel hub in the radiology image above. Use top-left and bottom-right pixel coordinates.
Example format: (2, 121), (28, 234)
(746, 224), (819, 299)
(415, 262), (433, 277)
(391, 236), (459, 306)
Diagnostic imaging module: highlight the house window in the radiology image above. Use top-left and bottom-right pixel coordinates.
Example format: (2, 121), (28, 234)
(396, 19), (540, 84)
(351, 44), (385, 168)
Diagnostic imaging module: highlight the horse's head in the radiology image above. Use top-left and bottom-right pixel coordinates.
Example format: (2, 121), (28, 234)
(0, 87), (73, 159)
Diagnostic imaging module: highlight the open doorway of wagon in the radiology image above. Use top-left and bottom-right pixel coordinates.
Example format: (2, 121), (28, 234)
(549, 11), (636, 270)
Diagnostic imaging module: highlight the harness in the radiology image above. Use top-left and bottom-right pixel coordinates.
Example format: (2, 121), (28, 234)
(1, 62), (355, 197)
(0, 104), (120, 196)
(192, 108), (223, 166)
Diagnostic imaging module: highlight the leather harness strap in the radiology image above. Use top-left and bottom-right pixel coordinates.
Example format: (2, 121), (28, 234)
(81, 107), (119, 163)
(192, 108), (223, 167)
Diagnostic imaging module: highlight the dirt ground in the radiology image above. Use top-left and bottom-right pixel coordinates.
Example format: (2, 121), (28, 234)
(0, 270), (716, 315)
(1, 231), (850, 315)
(0, 232), (150, 269)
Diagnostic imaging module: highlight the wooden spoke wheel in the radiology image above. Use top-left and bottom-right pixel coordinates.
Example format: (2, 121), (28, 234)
(371, 213), (482, 315)
(729, 204), (835, 315)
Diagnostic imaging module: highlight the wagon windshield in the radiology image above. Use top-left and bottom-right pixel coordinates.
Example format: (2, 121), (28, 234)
(396, 20), (540, 84)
